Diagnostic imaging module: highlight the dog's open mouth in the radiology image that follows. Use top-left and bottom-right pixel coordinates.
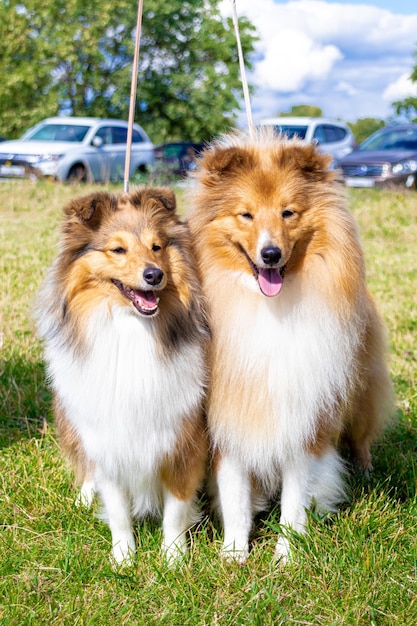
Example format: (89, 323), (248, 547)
(239, 246), (284, 297)
(257, 267), (284, 297)
(112, 279), (159, 316)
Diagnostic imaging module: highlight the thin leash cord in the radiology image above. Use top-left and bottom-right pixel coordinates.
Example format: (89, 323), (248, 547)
(124, 0), (253, 192)
(230, 0), (255, 139)
(124, 0), (144, 193)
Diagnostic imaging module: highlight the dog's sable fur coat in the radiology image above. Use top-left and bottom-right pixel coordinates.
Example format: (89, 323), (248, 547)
(37, 187), (209, 565)
(187, 130), (393, 562)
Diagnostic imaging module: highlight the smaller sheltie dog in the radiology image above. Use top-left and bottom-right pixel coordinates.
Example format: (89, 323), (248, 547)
(36, 187), (209, 566)
(187, 129), (393, 563)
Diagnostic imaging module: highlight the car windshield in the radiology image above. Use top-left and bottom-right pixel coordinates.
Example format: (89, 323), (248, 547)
(273, 125), (308, 140)
(162, 145), (184, 158)
(360, 128), (417, 151)
(25, 124), (91, 142)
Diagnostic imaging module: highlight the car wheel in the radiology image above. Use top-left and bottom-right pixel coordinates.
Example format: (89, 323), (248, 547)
(67, 164), (87, 183)
(133, 164), (150, 183)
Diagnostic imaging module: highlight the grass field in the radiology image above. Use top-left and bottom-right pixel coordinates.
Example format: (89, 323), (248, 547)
(0, 180), (416, 625)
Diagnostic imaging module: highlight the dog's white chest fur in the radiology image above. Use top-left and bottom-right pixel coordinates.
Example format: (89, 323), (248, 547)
(209, 276), (360, 472)
(46, 305), (205, 512)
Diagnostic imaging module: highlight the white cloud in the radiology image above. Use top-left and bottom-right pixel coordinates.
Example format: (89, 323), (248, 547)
(256, 29), (342, 92)
(383, 72), (417, 102)
(221, 0), (417, 122)
(335, 81), (358, 97)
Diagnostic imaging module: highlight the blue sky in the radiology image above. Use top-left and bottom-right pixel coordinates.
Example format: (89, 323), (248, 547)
(318, 0), (416, 12)
(220, 0), (417, 124)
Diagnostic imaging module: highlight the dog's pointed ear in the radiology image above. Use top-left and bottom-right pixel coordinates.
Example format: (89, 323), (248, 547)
(288, 144), (334, 182)
(64, 193), (117, 227)
(152, 187), (177, 212)
(127, 187), (177, 212)
(200, 146), (255, 178)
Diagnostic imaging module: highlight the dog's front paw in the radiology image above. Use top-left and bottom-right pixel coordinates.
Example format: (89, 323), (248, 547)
(162, 540), (187, 568)
(274, 535), (292, 566)
(111, 539), (136, 569)
(75, 480), (96, 509)
(221, 543), (249, 565)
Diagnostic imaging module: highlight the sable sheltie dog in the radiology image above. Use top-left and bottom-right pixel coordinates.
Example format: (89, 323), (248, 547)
(187, 130), (392, 563)
(36, 187), (209, 566)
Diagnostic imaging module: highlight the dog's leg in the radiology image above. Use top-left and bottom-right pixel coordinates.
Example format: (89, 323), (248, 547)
(275, 452), (312, 564)
(99, 479), (135, 566)
(162, 488), (197, 565)
(275, 448), (346, 563)
(75, 472), (96, 508)
(217, 454), (252, 563)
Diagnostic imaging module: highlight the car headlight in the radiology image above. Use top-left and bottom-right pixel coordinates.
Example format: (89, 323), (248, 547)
(392, 160), (417, 175)
(34, 154), (64, 165)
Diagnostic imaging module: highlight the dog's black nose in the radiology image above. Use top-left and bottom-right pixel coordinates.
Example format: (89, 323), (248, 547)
(261, 246), (281, 266)
(143, 267), (164, 286)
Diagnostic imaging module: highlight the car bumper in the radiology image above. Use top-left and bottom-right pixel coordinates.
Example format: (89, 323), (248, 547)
(0, 161), (41, 180)
(344, 173), (416, 189)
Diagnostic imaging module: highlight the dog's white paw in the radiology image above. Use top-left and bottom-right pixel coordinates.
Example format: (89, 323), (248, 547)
(75, 480), (95, 509)
(162, 540), (188, 568)
(110, 539), (136, 569)
(274, 535), (292, 566)
(221, 544), (249, 565)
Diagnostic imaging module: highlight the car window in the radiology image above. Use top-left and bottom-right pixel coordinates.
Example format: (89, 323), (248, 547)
(360, 131), (390, 150)
(132, 129), (145, 144)
(324, 125), (346, 142)
(396, 135), (417, 150)
(274, 125), (308, 140)
(313, 125), (346, 144)
(94, 126), (113, 145)
(111, 127), (128, 144)
(27, 124), (90, 142)
(360, 128), (417, 151)
(93, 125), (146, 146)
(313, 125), (326, 144)
(163, 145), (184, 158)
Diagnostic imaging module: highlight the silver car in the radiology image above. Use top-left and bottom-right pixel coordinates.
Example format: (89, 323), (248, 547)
(258, 116), (355, 161)
(0, 117), (155, 182)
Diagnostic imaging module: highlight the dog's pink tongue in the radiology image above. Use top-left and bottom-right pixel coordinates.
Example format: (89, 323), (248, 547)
(133, 290), (158, 313)
(258, 268), (283, 297)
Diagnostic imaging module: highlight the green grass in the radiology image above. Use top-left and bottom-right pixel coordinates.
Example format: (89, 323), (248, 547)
(1, 181), (416, 625)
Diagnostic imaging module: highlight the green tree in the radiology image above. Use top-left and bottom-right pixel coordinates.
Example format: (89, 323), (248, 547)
(392, 46), (417, 121)
(393, 96), (417, 122)
(348, 118), (385, 145)
(0, 0), (59, 137)
(279, 105), (323, 118)
(0, 0), (257, 142)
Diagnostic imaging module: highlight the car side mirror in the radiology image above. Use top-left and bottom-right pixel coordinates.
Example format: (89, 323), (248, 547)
(92, 136), (103, 148)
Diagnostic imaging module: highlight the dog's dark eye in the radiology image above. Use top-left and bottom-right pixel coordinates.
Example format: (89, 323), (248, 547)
(241, 212), (253, 220)
(152, 244), (162, 252)
(282, 209), (294, 219)
(112, 247), (126, 254)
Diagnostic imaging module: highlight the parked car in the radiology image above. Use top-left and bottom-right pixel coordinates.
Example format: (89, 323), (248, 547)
(154, 142), (205, 177)
(0, 117), (155, 183)
(258, 116), (355, 161)
(338, 124), (417, 189)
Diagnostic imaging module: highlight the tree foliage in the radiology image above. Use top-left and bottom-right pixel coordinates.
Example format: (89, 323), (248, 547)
(392, 97), (417, 123)
(348, 118), (385, 145)
(0, 0), (59, 137)
(392, 46), (417, 122)
(0, 0), (257, 142)
(278, 104), (323, 118)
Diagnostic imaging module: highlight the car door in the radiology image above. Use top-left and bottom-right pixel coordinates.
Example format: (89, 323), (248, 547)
(90, 125), (114, 182)
(107, 125), (128, 180)
(313, 124), (343, 158)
